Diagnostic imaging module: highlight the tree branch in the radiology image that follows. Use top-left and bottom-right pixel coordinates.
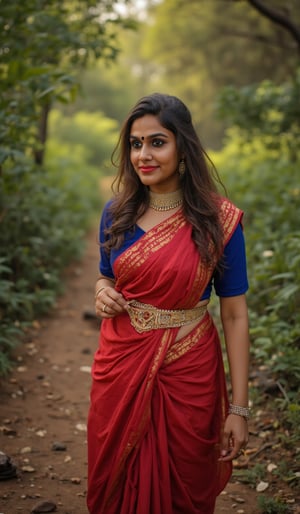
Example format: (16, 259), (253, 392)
(247, 0), (300, 50)
(218, 27), (296, 51)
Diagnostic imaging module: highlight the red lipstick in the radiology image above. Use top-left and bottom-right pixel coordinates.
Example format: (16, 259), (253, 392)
(139, 166), (157, 173)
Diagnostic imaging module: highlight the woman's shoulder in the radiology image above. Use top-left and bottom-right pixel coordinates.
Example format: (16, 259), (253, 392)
(217, 196), (244, 243)
(102, 197), (114, 210)
(100, 198), (115, 227)
(102, 197), (118, 215)
(215, 195), (242, 216)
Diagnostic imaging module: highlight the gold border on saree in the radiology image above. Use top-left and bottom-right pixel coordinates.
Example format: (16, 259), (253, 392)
(127, 300), (207, 333)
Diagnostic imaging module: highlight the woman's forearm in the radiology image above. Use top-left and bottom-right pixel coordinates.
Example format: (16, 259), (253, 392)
(220, 295), (250, 407)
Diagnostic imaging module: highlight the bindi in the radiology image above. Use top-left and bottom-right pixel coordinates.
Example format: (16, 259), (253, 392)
(141, 136), (144, 141)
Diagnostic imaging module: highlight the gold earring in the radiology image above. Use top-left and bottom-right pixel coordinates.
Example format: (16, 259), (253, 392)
(178, 159), (186, 176)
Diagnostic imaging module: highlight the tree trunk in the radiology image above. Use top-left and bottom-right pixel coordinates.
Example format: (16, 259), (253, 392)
(34, 102), (51, 166)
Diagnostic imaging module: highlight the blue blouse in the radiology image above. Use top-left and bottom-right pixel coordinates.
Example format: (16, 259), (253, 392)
(99, 203), (248, 300)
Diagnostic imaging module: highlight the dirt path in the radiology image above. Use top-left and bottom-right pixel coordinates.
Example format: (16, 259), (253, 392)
(0, 227), (260, 514)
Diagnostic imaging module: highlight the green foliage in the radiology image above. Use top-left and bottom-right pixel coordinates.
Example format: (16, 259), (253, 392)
(48, 109), (119, 169)
(257, 495), (290, 514)
(0, 0), (134, 373)
(273, 458), (300, 488)
(277, 403), (300, 451)
(0, 0), (133, 163)
(0, 158), (102, 374)
(217, 71), (300, 160)
(208, 91), (300, 500)
(138, 0), (300, 147)
(213, 72), (300, 507)
(212, 71), (300, 401)
(233, 463), (266, 487)
(213, 135), (300, 399)
(60, 54), (140, 124)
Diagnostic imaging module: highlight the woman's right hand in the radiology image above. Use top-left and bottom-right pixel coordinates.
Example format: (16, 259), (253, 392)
(95, 286), (128, 319)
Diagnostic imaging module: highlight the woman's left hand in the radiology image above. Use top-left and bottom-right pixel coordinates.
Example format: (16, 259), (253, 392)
(219, 414), (249, 461)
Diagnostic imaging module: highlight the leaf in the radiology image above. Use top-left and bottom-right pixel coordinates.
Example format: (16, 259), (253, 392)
(256, 481), (269, 492)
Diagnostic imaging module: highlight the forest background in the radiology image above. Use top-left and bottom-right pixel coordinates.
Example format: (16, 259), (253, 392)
(0, 1), (299, 512)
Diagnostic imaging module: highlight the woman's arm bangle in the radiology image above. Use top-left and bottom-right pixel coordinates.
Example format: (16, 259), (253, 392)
(95, 286), (106, 299)
(228, 403), (250, 420)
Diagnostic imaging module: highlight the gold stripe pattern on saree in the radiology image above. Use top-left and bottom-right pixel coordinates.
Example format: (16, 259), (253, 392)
(116, 212), (186, 284)
(164, 315), (212, 365)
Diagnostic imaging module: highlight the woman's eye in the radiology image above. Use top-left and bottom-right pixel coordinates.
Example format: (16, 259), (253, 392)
(130, 138), (165, 149)
(130, 140), (142, 149)
(152, 139), (164, 147)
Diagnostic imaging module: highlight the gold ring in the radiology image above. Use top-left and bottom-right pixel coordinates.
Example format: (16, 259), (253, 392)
(102, 304), (107, 313)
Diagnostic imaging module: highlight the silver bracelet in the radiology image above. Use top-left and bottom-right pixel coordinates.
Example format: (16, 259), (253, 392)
(228, 403), (250, 420)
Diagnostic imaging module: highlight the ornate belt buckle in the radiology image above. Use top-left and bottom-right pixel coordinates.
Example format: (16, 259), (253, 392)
(126, 300), (207, 333)
(127, 301), (156, 333)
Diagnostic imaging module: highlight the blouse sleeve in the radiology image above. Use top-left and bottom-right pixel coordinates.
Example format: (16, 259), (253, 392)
(99, 202), (115, 279)
(213, 222), (249, 297)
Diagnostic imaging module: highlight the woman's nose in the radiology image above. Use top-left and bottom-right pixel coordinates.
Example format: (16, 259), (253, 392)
(139, 144), (152, 160)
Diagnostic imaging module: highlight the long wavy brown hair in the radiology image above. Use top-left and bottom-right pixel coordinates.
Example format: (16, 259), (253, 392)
(103, 93), (226, 265)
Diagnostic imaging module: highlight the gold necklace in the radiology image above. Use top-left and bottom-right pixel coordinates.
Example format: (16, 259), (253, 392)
(149, 189), (183, 211)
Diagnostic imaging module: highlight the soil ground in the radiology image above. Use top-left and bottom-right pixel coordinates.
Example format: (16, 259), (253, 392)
(0, 227), (298, 514)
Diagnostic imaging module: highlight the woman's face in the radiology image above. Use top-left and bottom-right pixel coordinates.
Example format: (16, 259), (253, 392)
(129, 114), (181, 193)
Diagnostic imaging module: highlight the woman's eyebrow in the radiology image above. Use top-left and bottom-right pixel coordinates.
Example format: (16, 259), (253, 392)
(129, 132), (169, 140)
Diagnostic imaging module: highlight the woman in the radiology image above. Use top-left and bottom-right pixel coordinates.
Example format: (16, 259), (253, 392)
(87, 93), (250, 514)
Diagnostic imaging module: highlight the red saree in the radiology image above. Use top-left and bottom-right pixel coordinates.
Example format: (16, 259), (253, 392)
(87, 199), (243, 514)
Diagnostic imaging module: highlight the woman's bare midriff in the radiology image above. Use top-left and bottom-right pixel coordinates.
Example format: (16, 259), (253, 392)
(175, 299), (209, 342)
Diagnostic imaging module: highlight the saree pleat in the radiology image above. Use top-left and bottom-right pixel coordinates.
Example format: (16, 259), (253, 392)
(87, 201), (243, 514)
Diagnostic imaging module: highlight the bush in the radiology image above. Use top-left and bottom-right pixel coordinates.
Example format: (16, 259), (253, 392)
(212, 130), (300, 402)
(0, 155), (103, 374)
(257, 495), (290, 514)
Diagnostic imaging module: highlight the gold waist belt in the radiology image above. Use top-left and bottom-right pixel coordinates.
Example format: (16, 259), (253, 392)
(127, 300), (207, 333)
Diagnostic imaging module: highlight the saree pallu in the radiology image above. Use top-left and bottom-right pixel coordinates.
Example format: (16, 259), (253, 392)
(87, 200), (242, 514)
